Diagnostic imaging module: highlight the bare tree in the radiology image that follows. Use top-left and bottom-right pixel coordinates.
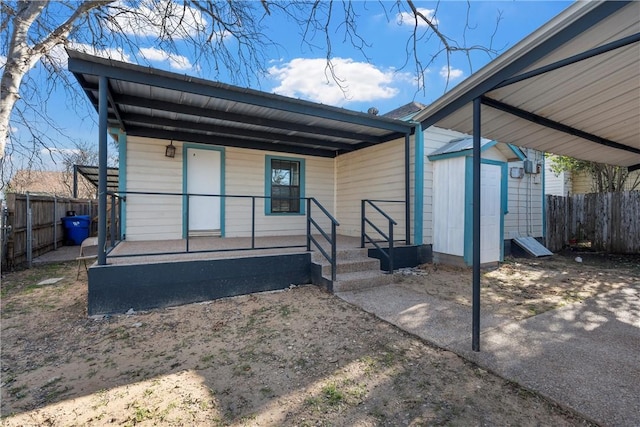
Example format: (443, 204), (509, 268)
(1, 0), (500, 170)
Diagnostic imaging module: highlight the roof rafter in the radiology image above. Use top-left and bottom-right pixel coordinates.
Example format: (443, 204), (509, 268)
(480, 96), (640, 156)
(115, 94), (382, 144)
(126, 127), (338, 158)
(124, 114), (357, 151)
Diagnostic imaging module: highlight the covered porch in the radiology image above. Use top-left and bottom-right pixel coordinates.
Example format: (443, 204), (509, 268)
(68, 50), (425, 314)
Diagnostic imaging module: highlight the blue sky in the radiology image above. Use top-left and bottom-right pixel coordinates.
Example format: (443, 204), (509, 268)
(7, 1), (572, 170)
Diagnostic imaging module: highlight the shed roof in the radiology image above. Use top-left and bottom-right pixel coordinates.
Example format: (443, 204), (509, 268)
(427, 137), (525, 162)
(67, 50), (414, 159)
(414, 1), (640, 171)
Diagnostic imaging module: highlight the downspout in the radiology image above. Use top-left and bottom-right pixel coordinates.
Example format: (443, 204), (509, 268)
(117, 129), (127, 239)
(542, 153), (546, 244)
(98, 76), (108, 265)
(405, 133), (411, 245)
(411, 121), (424, 245)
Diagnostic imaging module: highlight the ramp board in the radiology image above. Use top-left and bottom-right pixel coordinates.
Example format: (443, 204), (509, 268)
(512, 237), (553, 257)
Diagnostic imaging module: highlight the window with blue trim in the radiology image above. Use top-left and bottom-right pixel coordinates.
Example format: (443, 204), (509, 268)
(270, 158), (301, 213)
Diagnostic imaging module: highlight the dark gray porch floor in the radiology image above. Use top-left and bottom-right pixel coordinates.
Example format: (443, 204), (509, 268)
(104, 234), (363, 265)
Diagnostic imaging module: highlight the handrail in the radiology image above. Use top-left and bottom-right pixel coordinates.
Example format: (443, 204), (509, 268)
(361, 199), (398, 272)
(104, 190), (314, 259)
(307, 197), (340, 281)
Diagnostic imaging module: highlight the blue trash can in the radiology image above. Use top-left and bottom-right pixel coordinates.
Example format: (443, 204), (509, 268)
(62, 215), (91, 245)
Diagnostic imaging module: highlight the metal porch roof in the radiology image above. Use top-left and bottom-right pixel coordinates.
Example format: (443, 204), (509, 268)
(67, 50), (414, 159)
(75, 165), (119, 192)
(414, 1), (640, 171)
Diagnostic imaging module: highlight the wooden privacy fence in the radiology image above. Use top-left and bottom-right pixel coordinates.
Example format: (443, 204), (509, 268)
(546, 191), (640, 253)
(2, 193), (97, 269)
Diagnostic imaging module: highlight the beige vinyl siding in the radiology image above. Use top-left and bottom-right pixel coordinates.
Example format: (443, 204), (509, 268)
(124, 137), (336, 240)
(422, 126), (469, 245)
(125, 136), (184, 241)
(336, 138), (410, 240)
(504, 148), (544, 239)
(545, 159), (571, 196)
(225, 147), (334, 237)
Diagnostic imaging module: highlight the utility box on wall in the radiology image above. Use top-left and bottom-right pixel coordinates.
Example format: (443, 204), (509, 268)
(523, 160), (541, 174)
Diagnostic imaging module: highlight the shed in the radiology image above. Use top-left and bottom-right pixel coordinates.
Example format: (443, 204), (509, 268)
(428, 138), (525, 265)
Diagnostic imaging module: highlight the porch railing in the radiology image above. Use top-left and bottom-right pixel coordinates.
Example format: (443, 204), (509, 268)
(103, 191), (335, 262)
(361, 199), (400, 272)
(306, 198), (340, 281)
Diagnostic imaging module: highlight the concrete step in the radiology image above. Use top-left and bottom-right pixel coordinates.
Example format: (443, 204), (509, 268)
(332, 270), (395, 293)
(320, 258), (381, 276)
(311, 247), (369, 263)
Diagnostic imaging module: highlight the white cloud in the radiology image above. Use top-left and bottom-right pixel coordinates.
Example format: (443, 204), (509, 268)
(107, 0), (207, 39)
(139, 47), (192, 71)
(397, 8), (439, 27)
(268, 58), (407, 106)
(0, 55), (6, 68)
(439, 65), (464, 81)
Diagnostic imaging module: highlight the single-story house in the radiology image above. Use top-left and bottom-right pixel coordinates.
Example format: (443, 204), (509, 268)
(68, 0), (639, 342)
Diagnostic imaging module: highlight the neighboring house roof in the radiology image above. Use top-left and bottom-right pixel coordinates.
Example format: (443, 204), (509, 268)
(383, 102), (426, 120)
(67, 50), (415, 159)
(427, 137), (526, 162)
(7, 170), (95, 198)
(413, 1), (640, 171)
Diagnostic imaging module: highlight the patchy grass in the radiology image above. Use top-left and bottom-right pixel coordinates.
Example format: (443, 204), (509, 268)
(0, 261), (604, 426)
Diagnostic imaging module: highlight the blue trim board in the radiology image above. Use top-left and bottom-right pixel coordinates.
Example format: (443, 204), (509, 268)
(464, 157), (507, 265)
(506, 144), (527, 161)
(413, 123), (424, 244)
(115, 129), (127, 238)
(427, 139), (498, 161)
(542, 153), (547, 243)
(264, 155), (306, 216)
(181, 143), (226, 238)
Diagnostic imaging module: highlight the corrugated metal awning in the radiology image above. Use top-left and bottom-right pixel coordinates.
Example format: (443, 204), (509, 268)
(414, 1), (640, 171)
(67, 51), (415, 158)
(75, 165), (119, 192)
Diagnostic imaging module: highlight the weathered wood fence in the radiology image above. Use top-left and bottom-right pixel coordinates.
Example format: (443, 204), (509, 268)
(546, 191), (640, 253)
(2, 193), (97, 269)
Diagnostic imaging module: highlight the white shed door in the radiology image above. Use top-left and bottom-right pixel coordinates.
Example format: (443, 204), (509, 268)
(186, 148), (221, 235)
(480, 163), (501, 263)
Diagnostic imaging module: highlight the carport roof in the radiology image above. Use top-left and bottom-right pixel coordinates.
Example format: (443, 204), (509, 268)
(414, 1), (640, 171)
(67, 50), (414, 159)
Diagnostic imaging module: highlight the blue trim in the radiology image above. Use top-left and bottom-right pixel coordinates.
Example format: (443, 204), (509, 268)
(507, 144), (527, 161)
(182, 143), (226, 238)
(413, 123), (424, 244)
(542, 153), (547, 242)
(265, 155), (306, 216)
(464, 157), (508, 265)
(427, 140), (498, 161)
(116, 129), (127, 238)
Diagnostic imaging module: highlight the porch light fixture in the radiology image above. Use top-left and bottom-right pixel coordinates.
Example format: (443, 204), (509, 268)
(165, 141), (176, 158)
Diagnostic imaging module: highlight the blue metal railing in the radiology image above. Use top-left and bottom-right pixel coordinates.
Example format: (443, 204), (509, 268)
(361, 199), (401, 272)
(306, 198), (340, 281)
(104, 191), (337, 265)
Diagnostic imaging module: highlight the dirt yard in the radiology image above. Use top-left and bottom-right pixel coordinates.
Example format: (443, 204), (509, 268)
(1, 252), (637, 426)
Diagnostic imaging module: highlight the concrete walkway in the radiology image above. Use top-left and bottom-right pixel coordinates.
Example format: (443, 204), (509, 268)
(338, 282), (640, 427)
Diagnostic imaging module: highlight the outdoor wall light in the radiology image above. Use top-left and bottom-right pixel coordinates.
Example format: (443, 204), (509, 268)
(165, 141), (176, 158)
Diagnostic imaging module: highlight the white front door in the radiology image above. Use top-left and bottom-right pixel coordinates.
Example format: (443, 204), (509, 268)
(480, 163), (502, 263)
(186, 148), (221, 236)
